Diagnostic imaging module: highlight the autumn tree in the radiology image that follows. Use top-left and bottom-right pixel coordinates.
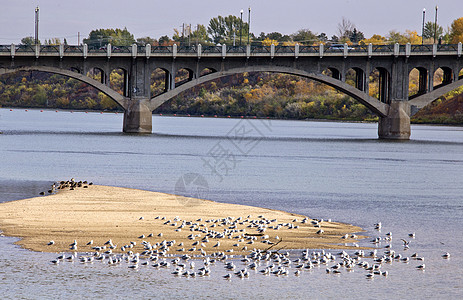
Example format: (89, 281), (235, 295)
(136, 37), (157, 46)
(360, 34), (386, 45)
(158, 35), (172, 46)
(450, 17), (463, 43)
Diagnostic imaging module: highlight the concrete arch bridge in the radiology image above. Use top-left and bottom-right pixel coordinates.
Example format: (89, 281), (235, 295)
(1, 42), (462, 139)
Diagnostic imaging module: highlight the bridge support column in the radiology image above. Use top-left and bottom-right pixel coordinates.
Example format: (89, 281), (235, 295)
(378, 101), (410, 140)
(123, 100), (152, 133)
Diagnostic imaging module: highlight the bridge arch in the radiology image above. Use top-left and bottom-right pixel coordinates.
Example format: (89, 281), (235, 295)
(323, 67), (342, 81)
(151, 67), (170, 97)
(0, 66), (128, 109)
(70, 67), (81, 74)
(409, 67), (428, 98)
(109, 67), (129, 97)
(346, 67), (366, 91)
(433, 66), (453, 89)
(175, 67), (195, 88)
(368, 67), (391, 104)
(200, 67), (216, 77)
(148, 66), (389, 117)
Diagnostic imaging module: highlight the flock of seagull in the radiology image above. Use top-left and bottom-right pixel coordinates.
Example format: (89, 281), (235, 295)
(46, 216), (451, 281)
(43, 179), (451, 280)
(39, 178), (93, 196)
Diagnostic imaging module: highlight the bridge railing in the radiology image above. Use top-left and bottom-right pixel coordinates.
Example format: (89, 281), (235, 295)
(438, 44), (460, 51)
(274, 46), (295, 53)
(112, 46), (131, 53)
(64, 45), (84, 53)
(411, 45), (433, 52)
(349, 45), (369, 52)
(40, 45), (60, 53)
(1, 43), (462, 56)
(371, 44), (395, 52)
(15, 45), (36, 53)
(202, 46), (222, 53)
(149, 46), (173, 53)
(0, 45), (12, 52)
(298, 46), (318, 53)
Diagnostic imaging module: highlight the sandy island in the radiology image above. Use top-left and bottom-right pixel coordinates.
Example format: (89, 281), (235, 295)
(0, 184), (365, 254)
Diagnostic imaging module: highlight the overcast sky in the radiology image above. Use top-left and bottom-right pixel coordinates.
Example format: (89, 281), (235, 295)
(1, 0), (462, 44)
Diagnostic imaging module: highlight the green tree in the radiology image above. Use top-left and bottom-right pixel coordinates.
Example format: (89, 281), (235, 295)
(423, 21), (444, 40)
(20, 36), (35, 46)
(158, 35), (171, 46)
(83, 28), (135, 49)
(348, 28), (365, 44)
(207, 15), (249, 45)
(136, 36), (157, 46)
(190, 24), (210, 45)
(207, 16), (226, 44)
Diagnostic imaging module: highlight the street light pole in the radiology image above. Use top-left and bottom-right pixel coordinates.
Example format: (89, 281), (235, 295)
(434, 5), (438, 44)
(34, 6), (39, 45)
(248, 7), (251, 45)
(422, 8), (426, 44)
(240, 9), (243, 47)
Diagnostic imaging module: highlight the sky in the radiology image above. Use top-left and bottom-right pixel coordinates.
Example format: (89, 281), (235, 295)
(1, 0), (462, 44)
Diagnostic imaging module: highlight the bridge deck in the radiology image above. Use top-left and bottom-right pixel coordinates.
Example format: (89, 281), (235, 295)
(0, 43), (462, 58)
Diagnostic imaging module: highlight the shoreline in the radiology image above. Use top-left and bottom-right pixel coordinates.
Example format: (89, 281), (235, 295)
(0, 184), (366, 255)
(3, 107), (463, 127)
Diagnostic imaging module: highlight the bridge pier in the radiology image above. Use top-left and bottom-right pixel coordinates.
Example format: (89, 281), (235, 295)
(378, 101), (411, 140)
(123, 100), (152, 133)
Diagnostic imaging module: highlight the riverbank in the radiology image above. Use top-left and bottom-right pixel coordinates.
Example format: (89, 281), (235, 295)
(0, 184), (364, 254)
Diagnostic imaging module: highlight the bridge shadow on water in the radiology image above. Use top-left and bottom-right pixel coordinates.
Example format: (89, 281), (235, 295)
(2, 129), (463, 146)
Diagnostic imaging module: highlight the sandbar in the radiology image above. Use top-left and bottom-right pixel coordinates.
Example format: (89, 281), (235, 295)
(0, 184), (365, 254)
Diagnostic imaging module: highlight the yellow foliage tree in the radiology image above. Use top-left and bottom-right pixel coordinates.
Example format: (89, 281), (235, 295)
(282, 41), (296, 46)
(450, 17), (463, 43)
(360, 34), (386, 45)
(403, 30), (422, 44)
(262, 38), (278, 46)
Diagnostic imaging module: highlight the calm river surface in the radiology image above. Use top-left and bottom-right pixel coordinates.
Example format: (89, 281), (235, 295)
(0, 108), (462, 299)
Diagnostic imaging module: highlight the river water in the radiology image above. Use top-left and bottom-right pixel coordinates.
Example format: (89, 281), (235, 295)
(0, 108), (462, 299)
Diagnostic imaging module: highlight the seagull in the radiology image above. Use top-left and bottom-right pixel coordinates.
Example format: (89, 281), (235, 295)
(401, 239), (410, 249)
(442, 252), (450, 259)
(408, 233), (416, 238)
(87, 240), (93, 245)
(223, 274), (232, 280)
(416, 264), (425, 270)
(47, 240), (55, 246)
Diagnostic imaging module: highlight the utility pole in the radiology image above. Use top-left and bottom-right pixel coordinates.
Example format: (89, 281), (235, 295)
(239, 9), (243, 47)
(248, 7), (251, 45)
(434, 5), (438, 44)
(183, 23), (186, 46)
(78, 32), (80, 45)
(421, 8), (426, 45)
(34, 6), (39, 45)
(188, 23), (191, 47)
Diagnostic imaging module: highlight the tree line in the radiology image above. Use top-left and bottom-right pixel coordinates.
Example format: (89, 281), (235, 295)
(19, 16), (463, 47)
